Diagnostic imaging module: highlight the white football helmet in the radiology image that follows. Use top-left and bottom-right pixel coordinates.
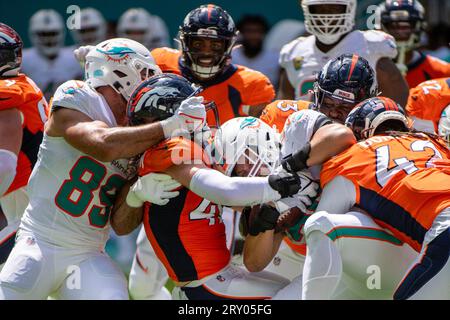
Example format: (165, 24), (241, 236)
(84, 38), (162, 101)
(213, 117), (281, 177)
(70, 7), (107, 46)
(117, 8), (165, 50)
(301, 0), (356, 45)
(29, 9), (65, 58)
(438, 105), (450, 147)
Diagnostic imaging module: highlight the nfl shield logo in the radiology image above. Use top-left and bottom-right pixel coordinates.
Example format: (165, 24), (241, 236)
(293, 56), (304, 70)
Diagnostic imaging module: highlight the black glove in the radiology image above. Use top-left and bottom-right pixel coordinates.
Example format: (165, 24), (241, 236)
(248, 204), (280, 236)
(281, 142), (311, 173)
(268, 170), (301, 198)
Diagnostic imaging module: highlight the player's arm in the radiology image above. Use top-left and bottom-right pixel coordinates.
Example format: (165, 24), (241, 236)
(376, 57), (409, 107)
(111, 173), (181, 235)
(165, 163), (301, 207)
(47, 108), (166, 162)
(276, 68), (295, 100)
(110, 179), (143, 235)
(282, 123), (356, 172)
(244, 228), (284, 272)
(247, 103), (267, 118)
(0, 108), (22, 196)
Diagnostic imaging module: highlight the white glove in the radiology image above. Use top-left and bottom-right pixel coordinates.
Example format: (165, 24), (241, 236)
(73, 45), (95, 64)
(126, 173), (182, 207)
(160, 96), (207, 138)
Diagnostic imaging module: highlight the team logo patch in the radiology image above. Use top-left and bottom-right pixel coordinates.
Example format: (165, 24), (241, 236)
(293, 56), (304, 70)
(96, 45), (137, 63)
(273, 256), (281, 266)
(216, 275), (226, 282)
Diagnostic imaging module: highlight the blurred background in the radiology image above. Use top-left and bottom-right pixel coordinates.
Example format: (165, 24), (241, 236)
(1, 0), (448, 54)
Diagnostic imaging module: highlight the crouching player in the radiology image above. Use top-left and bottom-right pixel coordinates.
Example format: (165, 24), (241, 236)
(315, 97), (450, 300)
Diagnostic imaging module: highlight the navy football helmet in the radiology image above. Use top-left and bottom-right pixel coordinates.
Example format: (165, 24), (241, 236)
(345, 96), (409, 140)
(0, 23), (23, 77)
(377, 0), (425, 51)
(313, 54), (378, 124)
(179, 4), (238, 80)
(127, 73), (202, 125)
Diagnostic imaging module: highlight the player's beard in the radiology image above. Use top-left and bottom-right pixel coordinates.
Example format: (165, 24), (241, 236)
(242, 40), (263, 58)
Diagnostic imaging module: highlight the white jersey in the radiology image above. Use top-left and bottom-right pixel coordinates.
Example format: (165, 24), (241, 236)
(21, 47), (83, 101)
(279, 30), (397, 100)
(281, 109), (331, 180)
(20, 80), (131, 251)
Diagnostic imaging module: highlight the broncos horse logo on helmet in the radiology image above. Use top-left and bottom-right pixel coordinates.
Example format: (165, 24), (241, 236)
(345, 96), (409, 141)
(127, 73), (202, 125)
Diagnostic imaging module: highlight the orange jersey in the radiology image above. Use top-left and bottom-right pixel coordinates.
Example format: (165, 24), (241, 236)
(139, 137), (230, 283)
(321, 133), (450, 252)
(0, 74), (48, 195)
(259, 100), (313, 133)
(406, 78), (450, 132)
(406, 53), (450, 88)
(151, 47), (275, 127)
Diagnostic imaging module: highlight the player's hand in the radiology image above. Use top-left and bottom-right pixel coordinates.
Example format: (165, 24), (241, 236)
(126, 173), (181, 207)
(268, 168), (302, 198)
(73, 45), (95, 64)
(160, 96), (207, 138)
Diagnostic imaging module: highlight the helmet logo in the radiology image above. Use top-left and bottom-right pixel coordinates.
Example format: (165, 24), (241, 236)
(333, 89), (355, 101)
(96, 46), (136, 63)
(240, 117), (261, 129)
(197, 28), (218, 36)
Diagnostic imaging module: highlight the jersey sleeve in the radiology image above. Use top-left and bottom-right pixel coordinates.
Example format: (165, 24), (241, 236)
(406, 78), (450, 128)
(139, 137), (205, 175)
(427, 56), (450, 79)
(280, 109), (332, 158)
(240, 68), (275, 108)
(0, 80), (26, 110)
(51, 80), (94, 118)
(150, 47), (182, 74)
(260, 100), (313, 132)
(278, 37), (304, 70)
(364, 30), (398, 61)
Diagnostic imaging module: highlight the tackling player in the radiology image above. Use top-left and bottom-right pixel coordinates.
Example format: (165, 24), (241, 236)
(0, 38), (207, 300)
(112, 73), (318, 299)
(0, 23), (48, 269)
(278, 0), (408, 107)
(318, 97), (450, 299)
(376, 0), (450, 87)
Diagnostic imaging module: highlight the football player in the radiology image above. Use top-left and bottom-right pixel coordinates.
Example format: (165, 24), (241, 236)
(317, 97), (450, 299)
(0, 38), (207, 300)
(151, 4), (275, 126)
(112, 73), (318, 299)
(70, 7), (107, 46)
(121, 4), (276, 300)
(376, 0), (450, 87)
(406, 77), (450, 145)
(22, 9), (83, 101)
(0, 23), (48, 270)
(262, 54), (379, 133)
(278, 0), (408, 107)
(117, 8), (171, 50)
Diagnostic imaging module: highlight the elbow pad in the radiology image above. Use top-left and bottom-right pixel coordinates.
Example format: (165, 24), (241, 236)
(0, 149), (18, 197)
